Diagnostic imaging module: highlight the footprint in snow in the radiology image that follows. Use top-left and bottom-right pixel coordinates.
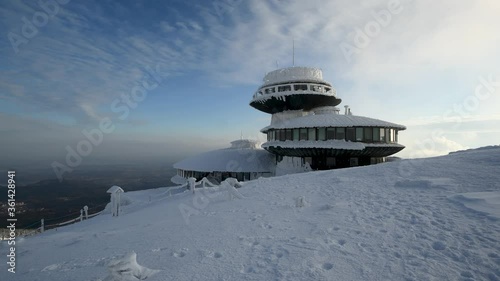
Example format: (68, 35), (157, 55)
(322, 263), (333, 270)
(431, 241), (446, 251)
(173, 249), (188, 258)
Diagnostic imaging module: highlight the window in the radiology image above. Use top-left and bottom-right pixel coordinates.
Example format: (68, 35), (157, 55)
(346, 128), (355, 141)
(317, 128), (326, 141)
(279, 130), (286, 141)
(350, 158), (359, 166)
(325, 87), (331, 92)
(355, 128), (363, 141)
(278, 85), (292, 92)
(294, 84), (308, 91)
(265, 87), (276, 94)
(380, 128), (385, 142)
(373, 128), (380, 142)
(293, 129), (300, 141)
(336, 128), (345, 140)
(364, 127), (373, 142)
(326, 157), (336, 167)
(311, 85), (324, 92)
(395, 130), (398, 143)
(300, 128), (308, 140)
(308, 128), (316, 140)
(386, 128), (392, 143)
(267, 132), (271, 141)
(286, 129), (293, 141)
(326, 128), (335, 140)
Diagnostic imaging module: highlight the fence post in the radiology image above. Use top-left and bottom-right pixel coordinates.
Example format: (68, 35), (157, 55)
(83, 205), (88, 220)
(41, 219), (44, 233)
(188, 177), (196, 194)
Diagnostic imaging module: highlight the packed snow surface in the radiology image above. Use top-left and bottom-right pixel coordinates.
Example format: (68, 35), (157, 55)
(2, 147), (500, 281)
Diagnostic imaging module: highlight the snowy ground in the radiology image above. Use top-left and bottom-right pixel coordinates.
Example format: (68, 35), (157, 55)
(2, 147), (500, 281)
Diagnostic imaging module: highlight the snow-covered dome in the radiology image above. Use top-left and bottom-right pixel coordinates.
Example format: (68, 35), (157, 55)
(230, 139), (261, 149)
(173, 140), (274, 173)
(262, 67), (328, 86)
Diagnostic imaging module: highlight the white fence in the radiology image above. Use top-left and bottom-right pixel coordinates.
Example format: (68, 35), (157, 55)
(1, 178), (244, 240)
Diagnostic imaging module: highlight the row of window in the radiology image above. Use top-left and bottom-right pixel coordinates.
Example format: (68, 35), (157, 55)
(267, 127), (399, 143)
(254, 83), (333, 98)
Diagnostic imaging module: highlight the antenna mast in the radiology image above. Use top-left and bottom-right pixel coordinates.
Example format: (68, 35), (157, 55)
(292, 39), (295, 66)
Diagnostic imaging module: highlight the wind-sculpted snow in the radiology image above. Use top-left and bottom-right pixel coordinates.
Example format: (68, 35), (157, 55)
(103, 252), (160, 281)
(1, 147), (499, 281)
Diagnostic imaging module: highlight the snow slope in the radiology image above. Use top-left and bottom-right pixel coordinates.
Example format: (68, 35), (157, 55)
(2, 148), (500, 281)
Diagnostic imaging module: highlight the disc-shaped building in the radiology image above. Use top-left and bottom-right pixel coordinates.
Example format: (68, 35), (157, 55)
(172, 66), (406, 183)
(172, 139), (274, 183)
(250, 67), (406, 169)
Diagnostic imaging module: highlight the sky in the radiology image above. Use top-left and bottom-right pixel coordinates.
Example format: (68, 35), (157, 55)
(1, 0), (499, 175)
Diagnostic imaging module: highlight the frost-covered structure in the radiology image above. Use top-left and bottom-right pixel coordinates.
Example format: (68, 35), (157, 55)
(250, 66), (406, 169)
(173, 139), (274, 183)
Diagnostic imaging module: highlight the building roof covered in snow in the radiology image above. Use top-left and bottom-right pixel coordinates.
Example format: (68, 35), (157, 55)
(261, 112), (406, 132)
(107, 185), (124, 194)
(173, 140), (275, 173)
(261, 67), (330, 87)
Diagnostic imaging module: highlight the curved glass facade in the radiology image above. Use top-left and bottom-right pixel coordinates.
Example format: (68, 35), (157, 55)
(267, 127), (399, 144)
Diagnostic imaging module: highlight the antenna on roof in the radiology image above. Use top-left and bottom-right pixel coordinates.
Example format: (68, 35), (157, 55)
(240, 130), (243, 140)
(292, 39), (295, 66)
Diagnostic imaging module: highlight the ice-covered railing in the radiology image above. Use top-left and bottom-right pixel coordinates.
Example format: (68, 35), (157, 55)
(0, 203), (107, 239)
(184, 177), (244, 200)
(0, 179), (247, 240)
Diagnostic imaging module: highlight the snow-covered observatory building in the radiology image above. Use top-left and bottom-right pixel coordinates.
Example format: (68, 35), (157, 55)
(250, 66), (406, 169)
(172, 139), (275, 183)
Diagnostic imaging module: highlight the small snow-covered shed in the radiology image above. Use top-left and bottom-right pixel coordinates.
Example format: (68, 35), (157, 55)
(172, 139), (275, 183)
(107, 185), (124, 217)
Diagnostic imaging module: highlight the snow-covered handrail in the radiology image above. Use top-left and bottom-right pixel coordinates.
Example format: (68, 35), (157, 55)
(86, 211), (102, 219)
(200, 177), (218, 188)
(48, 216), (81, 228)
(156, 182), (188, 197)
(221, 179), (245, 200)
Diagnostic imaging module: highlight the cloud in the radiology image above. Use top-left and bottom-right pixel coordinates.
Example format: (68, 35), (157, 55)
(406, 135), (468, 158)
(4, 0), (498, 120)
(160, 21), (175, 33)
(402, 114), (500, 127)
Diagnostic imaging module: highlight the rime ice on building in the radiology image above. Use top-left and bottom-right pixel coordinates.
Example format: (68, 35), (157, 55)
(250, 66), (406, 169)
(172, 139), (274, 183)
(173, 66), (406, 183)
